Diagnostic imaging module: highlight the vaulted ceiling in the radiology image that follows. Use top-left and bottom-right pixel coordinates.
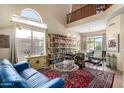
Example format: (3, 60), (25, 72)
(0, 4), (71, 28)
(1, 4), (124, 34)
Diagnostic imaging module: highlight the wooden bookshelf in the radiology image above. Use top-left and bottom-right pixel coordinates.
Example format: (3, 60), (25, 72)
(47, 33), (79, 64)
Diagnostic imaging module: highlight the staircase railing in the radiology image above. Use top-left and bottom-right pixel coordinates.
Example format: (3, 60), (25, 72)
(67, 4), (113, 24)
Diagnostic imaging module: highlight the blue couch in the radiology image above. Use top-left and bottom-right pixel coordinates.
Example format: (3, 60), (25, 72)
(0, 59), (64, 88)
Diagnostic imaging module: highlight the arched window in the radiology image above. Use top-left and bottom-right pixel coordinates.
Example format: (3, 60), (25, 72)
(11, 8), (47, 28)
(13, 8), (47, 61)
(20, 8), (43, 23)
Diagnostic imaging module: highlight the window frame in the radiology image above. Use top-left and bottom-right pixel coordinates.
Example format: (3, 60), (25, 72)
(15, 26), (46, 61)
(86, 35), (103, 52)
(11, 8), (47, 29)
(12, 8), (47, 61)
(20, 8), (43, 23)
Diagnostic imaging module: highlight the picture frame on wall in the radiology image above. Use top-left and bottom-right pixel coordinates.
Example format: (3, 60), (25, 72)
(0, 34), (10, 48)
(107, 34), (119, 52)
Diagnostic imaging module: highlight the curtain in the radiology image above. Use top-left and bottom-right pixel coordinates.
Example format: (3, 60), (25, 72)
(102, 33), (106, 51)
(10, 28), (18, 64)
(81, 36), (87, 53)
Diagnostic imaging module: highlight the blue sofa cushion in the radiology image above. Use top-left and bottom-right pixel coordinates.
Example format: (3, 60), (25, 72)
(41, 78), (64, 88)
(20, 68), (50, 88)
(27, 73), (50, 88)
(20, 68), (39, 80)
(13, 61), (30, 73)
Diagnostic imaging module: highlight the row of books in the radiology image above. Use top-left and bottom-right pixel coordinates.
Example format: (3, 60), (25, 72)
(47, 33), (78, 62)
(48, 48), (77, 54)
(48, 42), (76, 48)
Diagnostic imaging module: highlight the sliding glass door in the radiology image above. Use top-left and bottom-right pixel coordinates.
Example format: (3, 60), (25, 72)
(86, 35), (103, 57)
(86, 37), (95, 51)
(94, 36), (103, 52)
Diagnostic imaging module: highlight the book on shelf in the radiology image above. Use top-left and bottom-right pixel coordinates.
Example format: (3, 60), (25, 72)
(47, 33), (79, 63)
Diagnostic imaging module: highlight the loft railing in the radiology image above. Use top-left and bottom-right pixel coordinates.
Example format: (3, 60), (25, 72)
(67, 4), (113, 24)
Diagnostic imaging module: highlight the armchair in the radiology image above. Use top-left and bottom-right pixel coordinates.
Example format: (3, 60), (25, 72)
(65, 53), (75, 60)
(74, 53), (85, 68)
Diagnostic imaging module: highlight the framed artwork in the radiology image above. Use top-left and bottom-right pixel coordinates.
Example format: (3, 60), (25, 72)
(0, 35), (10, 48)
(107, 34), (119, 52)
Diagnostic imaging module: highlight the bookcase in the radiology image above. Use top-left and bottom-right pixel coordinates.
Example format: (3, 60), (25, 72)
(47, 33), (79, 64)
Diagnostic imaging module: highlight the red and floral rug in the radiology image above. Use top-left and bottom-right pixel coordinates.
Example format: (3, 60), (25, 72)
(40, 68), (115, 88)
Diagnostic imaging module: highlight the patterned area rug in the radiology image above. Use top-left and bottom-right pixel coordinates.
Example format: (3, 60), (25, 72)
(40, 67), (114, 88)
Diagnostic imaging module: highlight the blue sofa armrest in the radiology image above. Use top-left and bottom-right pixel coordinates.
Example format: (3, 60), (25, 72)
(41, 78), (64, 88)
(13, 61), (30, 73)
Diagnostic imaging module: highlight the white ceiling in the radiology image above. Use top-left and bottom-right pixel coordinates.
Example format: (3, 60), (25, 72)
(0, 4), (71, 28)
(67, 18), (106, 33)
(67, 5), (124, 34)
(0, 4), (124, 34)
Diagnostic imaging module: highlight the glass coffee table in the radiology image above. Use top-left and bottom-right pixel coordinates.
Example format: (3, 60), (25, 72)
(54, 60), (79, 79)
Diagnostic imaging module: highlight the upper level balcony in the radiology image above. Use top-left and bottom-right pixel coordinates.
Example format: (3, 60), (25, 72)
(67, 4), (113, 24)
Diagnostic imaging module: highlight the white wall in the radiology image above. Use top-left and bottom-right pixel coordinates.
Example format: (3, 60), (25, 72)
(120, 14), (124, 88)
(106, 14), (124, 71)
(0, 26), (14, 60)
(0, 5), (80, 36)
(0, 5), (81, 61)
